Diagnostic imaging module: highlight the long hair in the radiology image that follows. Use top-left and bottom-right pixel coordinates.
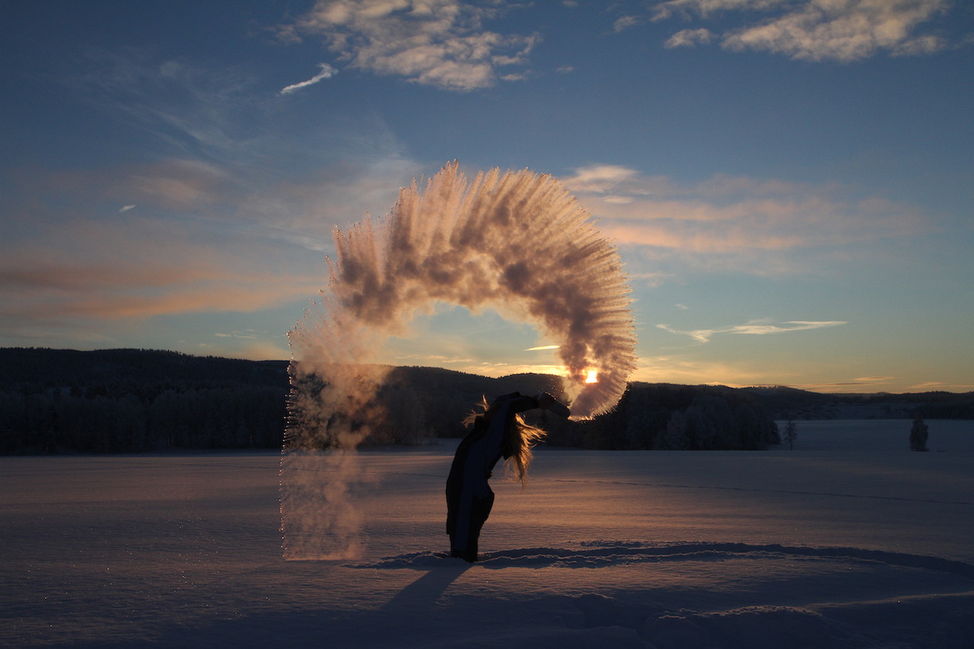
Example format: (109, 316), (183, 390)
(463, 396), (547, 484)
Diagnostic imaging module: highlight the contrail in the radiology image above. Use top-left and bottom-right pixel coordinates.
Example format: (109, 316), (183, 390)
(280, 63), (337, 95)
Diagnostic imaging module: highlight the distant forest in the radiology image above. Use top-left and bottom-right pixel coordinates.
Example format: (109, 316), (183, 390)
(741, 385), (974, 420)
(1, 348), (971, 454)
(0, 348), (287, 454)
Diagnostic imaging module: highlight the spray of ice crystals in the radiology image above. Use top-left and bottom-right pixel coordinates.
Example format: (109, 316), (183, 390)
(280, 162), (637, 559)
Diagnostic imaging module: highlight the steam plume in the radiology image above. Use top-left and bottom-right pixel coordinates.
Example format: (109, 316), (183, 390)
(281, 162), (637, 559)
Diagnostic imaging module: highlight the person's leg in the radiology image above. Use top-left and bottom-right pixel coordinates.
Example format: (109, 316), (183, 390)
(451, 490), (474, 556)
(460, 489), (494, 562)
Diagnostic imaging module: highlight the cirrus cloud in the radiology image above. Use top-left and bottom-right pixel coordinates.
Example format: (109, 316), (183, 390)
(657, 319), (848, 344)
(560, 164), (926, 273)
(0, 216), (323, 325)
(651, 0), (953, 61)
(665, 28), (714, 48)
(279, 0), (539, 91)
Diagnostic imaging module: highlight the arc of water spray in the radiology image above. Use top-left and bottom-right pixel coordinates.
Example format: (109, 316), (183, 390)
(281, 162), (637, 559)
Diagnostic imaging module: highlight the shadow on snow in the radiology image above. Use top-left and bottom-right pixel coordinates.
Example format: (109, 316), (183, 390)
(355, 540), (974, 580)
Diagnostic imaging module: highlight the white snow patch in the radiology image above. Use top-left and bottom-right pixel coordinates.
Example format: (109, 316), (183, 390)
(2, 420), (973, 647)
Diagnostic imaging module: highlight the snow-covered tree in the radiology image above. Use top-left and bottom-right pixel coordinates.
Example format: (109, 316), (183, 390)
(783, 420), (797, 450)
(909, 416), (928, 452)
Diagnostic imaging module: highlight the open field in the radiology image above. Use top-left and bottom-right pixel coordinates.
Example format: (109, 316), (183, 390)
(2, 420), (973, 648)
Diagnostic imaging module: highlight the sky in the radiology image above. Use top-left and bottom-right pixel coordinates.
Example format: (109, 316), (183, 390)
(2, 0), (973, 393)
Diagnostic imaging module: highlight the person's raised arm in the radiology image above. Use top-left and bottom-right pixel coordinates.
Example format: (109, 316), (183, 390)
(535, 392), (570, 418)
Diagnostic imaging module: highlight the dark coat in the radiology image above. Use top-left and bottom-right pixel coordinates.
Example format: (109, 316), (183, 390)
(445, 393), (539, 562)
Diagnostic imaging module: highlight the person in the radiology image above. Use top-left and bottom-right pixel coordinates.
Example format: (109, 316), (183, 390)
(445, 391), (570, 562)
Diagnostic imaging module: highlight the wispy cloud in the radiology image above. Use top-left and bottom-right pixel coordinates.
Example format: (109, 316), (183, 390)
(387, 352), (476, 366)
(904, 380), (974, 392)
(560, 164), (925, 272)
(564, 165), (819, 200)
(0, 261), (322, 321)
(0, 150), (430, 350)
(649, 0), (953, 61)
(794, 376), (897, 392)
(11, 281), (318, 321)
(63, 52), (420, 224)
(23, 158), (239, 215)
(279, 0), (538, 91)
(72, 53), (270, 164)
(628, 271), (672, 287)
(280, 63), (337, 95)
(665, 28), (713, 49)
(613, 15), (642, 32)
(0, 214), (323, 328)
(854, 376), (896, 384)
(128, 159), (235, 207)
(525, 344), (560, 351)
(652, 0), (790, 21)
(15, 150), (421, 255)
(632, 354), (773, 387)
(562, 164), (646, 194)
(657, 319), (847, 343)
(214, 329), (260, 340)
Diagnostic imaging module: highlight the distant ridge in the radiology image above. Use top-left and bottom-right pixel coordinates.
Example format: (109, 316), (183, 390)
(741, 385), (974, 420)
(0, 348), (970, 454)
(0, 347), (288, 386)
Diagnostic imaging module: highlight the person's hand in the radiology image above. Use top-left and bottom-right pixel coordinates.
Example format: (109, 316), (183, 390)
(536, 392), (570, 418)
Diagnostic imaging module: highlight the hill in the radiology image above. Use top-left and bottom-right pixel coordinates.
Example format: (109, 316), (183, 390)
(0, 348), (288, 453)
(743, 385), (974, 420)
(7, 347), (924, 454)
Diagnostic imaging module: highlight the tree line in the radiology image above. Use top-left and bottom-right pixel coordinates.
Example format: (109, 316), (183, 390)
(0, 348), (287, 453)
(742, 385), (974, 420)
(536, 383), (779, 450)
(1, 348), (785, 454)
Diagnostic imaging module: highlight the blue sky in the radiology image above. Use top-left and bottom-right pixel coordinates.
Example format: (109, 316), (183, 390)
(2, 0), (972, 392)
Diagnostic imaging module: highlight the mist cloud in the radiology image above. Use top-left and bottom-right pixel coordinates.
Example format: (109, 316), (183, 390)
(281, 163), (637, 559)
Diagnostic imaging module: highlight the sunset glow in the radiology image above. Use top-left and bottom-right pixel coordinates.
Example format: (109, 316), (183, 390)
(0, 1), (970, 392)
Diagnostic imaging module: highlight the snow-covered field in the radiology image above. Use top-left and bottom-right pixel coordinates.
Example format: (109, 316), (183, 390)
(3, 419), (973, 649)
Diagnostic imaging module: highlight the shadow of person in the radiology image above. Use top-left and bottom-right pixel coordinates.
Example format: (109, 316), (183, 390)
(381, 561), (472, 613)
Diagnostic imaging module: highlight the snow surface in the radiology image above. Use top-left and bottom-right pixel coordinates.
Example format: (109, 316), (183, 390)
(3, 419), (974, 648)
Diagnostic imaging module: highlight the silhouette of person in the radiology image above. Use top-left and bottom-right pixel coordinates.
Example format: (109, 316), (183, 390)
(446, 391), (570, 562)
